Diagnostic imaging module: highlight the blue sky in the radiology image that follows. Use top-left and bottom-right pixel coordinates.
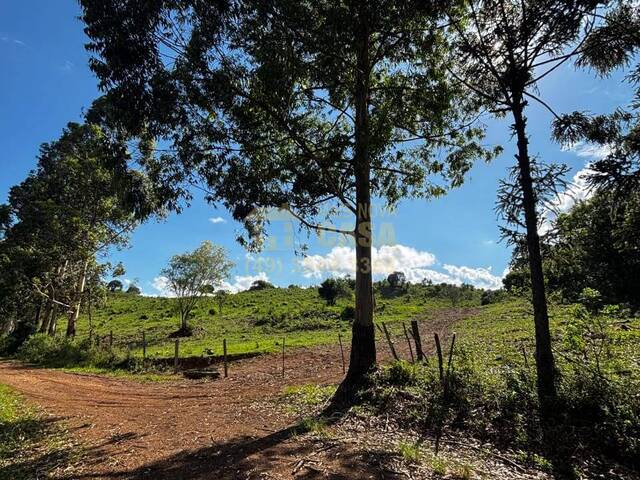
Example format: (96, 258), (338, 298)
(1, 1), (633, 295)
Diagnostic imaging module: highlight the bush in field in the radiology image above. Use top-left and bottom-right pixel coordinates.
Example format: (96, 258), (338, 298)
(340, 306), (356, 322)
(16, 333), (127, 370)
(367, 353), (640, 471)
(318, 278), (352, 306)
(480, 289), (509, 305)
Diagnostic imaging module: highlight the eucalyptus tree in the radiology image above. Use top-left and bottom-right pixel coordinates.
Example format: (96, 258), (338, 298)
(80, 0), (494, 394)
(1, 122), (158, 339)
(160, 241), (234, 335)
(445, 0), (602, 415)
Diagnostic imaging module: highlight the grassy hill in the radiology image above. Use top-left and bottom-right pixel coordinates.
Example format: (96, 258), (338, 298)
(53, 283), (639, 383)
(63, 283), (483, 360)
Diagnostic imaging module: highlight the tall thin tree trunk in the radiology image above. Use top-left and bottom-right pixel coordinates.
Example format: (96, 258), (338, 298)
(39, 297), (53, 334)
(340, 6), (376, 395)
(48, 304), (58, 336)
(512, 97), (557, 415)
(66, 258), (89, 337)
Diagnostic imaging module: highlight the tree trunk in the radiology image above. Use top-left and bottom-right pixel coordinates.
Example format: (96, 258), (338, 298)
(48, 304), (58, 336)
(339, 6), (376, 395)
(66, 258), (89, 338)
(512, 98), (557, 415)
(39, 297), (53, 334)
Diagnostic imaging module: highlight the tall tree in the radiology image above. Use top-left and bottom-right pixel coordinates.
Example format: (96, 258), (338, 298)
(80, 0), (494, 395)
(161, 241), (234, 335)
(0, 122), (158, 341)
(446, 0), (602, 417)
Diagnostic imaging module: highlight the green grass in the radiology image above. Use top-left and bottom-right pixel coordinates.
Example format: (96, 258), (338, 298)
(455, 297), (640, 379)
(0, 384), (78, 479)
(60, 284), (480, 363)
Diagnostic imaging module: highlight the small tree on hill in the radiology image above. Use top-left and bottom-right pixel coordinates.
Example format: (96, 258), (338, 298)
(107, 279), (123, 293)
(126, 284), (141, 295)
(387, 272), (407, 290)
(249, 280), (275, 291)
(318, 278), (352, 306)
(161, 241), (234, 336)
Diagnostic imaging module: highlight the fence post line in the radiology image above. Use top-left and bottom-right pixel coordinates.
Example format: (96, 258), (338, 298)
(411, 320), (425, 361)
(381, 322), (399, 361)
(434, 333), (444, 382)
(338, 333), (346, 374)
(174, 338), (180, 373)
(446, 333), (456, 376)
(402, 323), (415, 362)
(223, 338), (228, 378)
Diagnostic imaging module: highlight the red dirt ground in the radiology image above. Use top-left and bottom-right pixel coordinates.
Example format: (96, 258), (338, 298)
(0, 309), (479, 479)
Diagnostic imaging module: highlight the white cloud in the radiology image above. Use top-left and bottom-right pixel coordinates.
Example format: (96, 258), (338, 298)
(209, 216), (227, 224)
(300, 244), (436, 279)
(442, 264), (503, 290)
(220, 272), (270, 293)
(541, 142), (611, 233)
(299, 244), (504, 289)
(150, 275), (174, 297)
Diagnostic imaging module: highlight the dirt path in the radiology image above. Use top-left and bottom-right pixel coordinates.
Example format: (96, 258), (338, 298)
(0, 309), (479, 479)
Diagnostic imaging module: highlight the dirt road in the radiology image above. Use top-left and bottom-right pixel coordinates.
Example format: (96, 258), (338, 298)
(0, 310), (476, 479)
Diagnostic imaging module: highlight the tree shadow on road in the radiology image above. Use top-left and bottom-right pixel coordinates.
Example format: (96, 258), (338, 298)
(62, 414), (402, 480)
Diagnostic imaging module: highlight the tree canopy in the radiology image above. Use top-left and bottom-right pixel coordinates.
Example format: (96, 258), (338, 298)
(161, 241), (234, 335)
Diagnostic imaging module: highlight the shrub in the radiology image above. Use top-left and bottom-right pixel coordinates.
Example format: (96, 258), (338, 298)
(340, 306), (355, 321)
(480, 289), (508, 305)
(16, 334), (128, 370)
(17, 334), (90, 367)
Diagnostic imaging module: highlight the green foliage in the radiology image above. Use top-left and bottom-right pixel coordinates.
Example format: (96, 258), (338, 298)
(16, 333), (127, 370)
(318, 278), (352, 306)
(396, 440), (423, 463)
(126, 284), (141, 295)
(480, 289), (509, 306)
(160, 241), (234, 333)
(248, 280), (275, 291)
(107, 279), (123, 292)
(340, 306), (356, 322)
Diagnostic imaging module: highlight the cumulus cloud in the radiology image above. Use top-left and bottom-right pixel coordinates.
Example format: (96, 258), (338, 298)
(149, 271), (270, 296)
(150, 275), (173, 297)
(220, 272), (270, 293)
(300, 244), (436, 279)
(209, 216), (227, 224)
(540, 142), (611, 233)
(299, 244), (504, 289)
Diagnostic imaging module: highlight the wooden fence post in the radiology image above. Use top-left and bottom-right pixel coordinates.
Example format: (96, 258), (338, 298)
(446, 333), (456, 376)
(338, 333), (346, 374)
(142, 331), (146, 361)
(174, 339), (180, 373)
(434, 332), (444, 382)
(402, 323), (415, 362)
(411, 320), (424, 361)
(109, 330), (113, 349)
(282, 337), (286, 378)
(381, 322), (399, 361)
(223, 339), (228, 378)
